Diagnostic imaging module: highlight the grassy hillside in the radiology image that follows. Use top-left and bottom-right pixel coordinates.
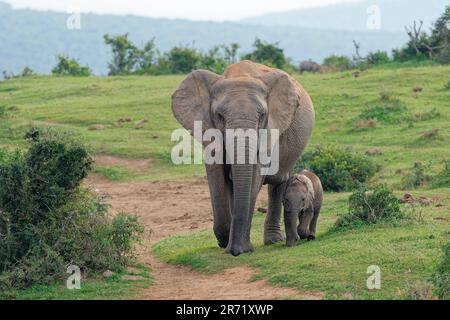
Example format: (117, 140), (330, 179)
(1, 66), (449, 184)
(1, 66), (449, 299)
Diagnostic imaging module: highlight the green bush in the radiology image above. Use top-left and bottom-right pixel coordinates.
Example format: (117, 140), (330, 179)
(444, 81), (450, 90)
(243, 38), (289, 70)
(295, 145), (379, 192)
(52, 55), (91, 77)
(432, 241), (450, 300)
(0, 129), (143, 291)
(200, 46), (229, 75)
(166, 46), (202, 74)
(358, 92), (408, 124)
(366, 51), (390, 65)
(335, 184), (403, 228)
(322, 54), (353, 71)
(401, 162), (432, 189)
(104, 33), (141, 75)
(2, 67), (35, 79)
(0, 105), (6, 117)
(433, 161), (450, 188)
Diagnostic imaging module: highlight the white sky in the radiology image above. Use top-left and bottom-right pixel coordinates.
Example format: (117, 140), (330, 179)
(3, 0), (362, 21)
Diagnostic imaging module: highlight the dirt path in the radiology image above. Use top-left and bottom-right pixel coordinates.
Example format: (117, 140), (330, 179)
(85, 173), (322, 300)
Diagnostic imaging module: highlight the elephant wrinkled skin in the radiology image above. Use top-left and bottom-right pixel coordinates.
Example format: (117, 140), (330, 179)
(171, 60), (315, 256)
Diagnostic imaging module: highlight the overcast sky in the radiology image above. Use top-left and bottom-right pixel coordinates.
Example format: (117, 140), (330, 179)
(3, 0), (362, 21)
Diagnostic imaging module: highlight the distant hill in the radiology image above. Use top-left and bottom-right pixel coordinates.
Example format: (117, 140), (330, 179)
(242, 0), (448, 32)
(0, 1), (409, 75)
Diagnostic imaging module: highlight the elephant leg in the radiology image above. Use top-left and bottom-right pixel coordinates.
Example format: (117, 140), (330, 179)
(308, 206), (321, 241)
(298, 208), (314, 240)
(284, 208), (299, 247)
(242, 173), (264, 252)
(205, 164), (232, 248)
(264, 182), (286, 245)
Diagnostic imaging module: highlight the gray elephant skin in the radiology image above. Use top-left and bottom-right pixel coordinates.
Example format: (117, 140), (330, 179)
(171, 60), (315, 256)
(283, 170), (323, 247)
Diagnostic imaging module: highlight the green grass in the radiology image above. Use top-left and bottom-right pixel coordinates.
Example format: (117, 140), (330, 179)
(1, 67), (449, 183)
(153, 190), (450, 300)
(0, 75), (204, 181)
(0, 264), (152, 300)
(1, 66), (450, 299)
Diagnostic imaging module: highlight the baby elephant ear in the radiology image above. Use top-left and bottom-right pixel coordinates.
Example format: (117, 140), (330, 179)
(172, 70), (221, 136)
(260, 70), (299, 134)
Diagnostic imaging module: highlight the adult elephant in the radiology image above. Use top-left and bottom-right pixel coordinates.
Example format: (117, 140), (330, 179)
(172, 60), (315, 256)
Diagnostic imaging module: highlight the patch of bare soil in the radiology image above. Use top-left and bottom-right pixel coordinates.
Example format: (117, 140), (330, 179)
(85, 174), (323, 300)
(93, 155), (152, 171)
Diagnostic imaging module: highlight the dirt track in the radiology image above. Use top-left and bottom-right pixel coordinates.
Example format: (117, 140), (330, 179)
(85, 173), (322, 300)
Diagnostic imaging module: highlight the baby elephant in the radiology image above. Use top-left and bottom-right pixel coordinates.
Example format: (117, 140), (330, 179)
(283, 170), (323, 247)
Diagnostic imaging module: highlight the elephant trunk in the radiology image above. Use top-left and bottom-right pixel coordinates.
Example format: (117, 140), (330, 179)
(284, 210), (299, 247)
(227, 122), (257, 256)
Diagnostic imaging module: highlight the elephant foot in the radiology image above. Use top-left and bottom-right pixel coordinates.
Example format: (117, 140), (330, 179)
(225, 240), (254, 256)
(217, 238), (229, 249)
(242, 240), (254, 253)
(286, 234), (300, 247)
(214, 229), (229, 248)
(307, 234), (316, 241)
(298, 229), (309, 240)
(264, 229), (285, 245)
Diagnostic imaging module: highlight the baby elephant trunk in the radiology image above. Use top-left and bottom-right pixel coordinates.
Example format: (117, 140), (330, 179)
(284, 210), (299, 247)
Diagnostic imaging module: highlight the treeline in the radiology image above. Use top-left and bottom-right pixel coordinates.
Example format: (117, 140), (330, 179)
(301, 6), (450, 73)
(3, 5), (449, 78)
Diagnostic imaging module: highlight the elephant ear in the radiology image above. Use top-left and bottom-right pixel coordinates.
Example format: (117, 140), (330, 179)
(261, 71), (299, 134)
(172, 70), (221, 140)
(297, 174), (315, 211)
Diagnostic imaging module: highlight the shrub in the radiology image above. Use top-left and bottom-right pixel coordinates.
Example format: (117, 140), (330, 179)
(433, 161), (450, 188)
(410, 108), (441, 122)
(0, 105), (6, 117)
(358, 92), (408, 124)
(0, 129), (143, 291)
(2, 67), (35, 79)
(335, 184), (403, 228)
(401, 162), (432, 189)
(243, 38), (289, 70)
(295, 145), (379, 192)
(322, 55), (353, 71)
(52, 55), (91, 77)
(407, 282), (435, 300)
(104, 33), (141, 75)
(444, 81), (450, 90)
(200, 46), (229, 75)
(366, 51), (390, 65)
(431, 241), (450, 300)
(166, 46), (202, 74)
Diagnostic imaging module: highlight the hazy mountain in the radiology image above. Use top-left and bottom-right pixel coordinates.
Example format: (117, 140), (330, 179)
(243, 0), (448, 32)
(0, 1), (409, 76)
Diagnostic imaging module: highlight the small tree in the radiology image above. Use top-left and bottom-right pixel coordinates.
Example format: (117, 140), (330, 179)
(200, 46), (228, 74)
(353, 41), (390, 66)
(2, 67), (35, 79)
(166, 46), (202, 74)
(223, 43), (240, 64)
(430, 5), (450, 63)
(393, 6), (450, 63)
(52, 55), (91, 77)
(323, 54), (353, 71)
(104, 33), (140, 75)
(243, 38), (287, 69)
(137, 38), (157, 72)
